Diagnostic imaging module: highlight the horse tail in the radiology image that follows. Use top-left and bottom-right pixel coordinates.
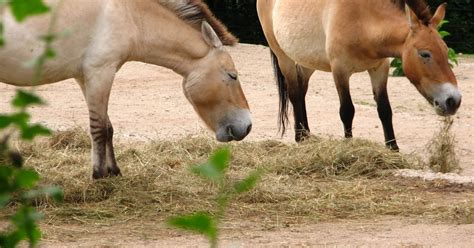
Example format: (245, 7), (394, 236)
(271, 50), (289, 136)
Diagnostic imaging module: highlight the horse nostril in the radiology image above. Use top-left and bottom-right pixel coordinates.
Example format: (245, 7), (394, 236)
(246, 124), (252, 135)
(446, 97), (456, 109)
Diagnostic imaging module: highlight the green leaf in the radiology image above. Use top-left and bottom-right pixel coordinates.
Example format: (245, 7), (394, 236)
(11, 207), (43, 246)
(10, 112), (31, 126)
(233, 170), (261, 194)
(9, 0), (50, 22)
(23, 186), (64, 203)
(0, 22), (4, 47)
(0, 115), (14, 129)
(12, 90), (45, 108)
(0, 194), (11, 207)
(168, 212), (217, 241)
(20, 124), (51, 140)
(0, 166), (14, 186)
(15, 169), (39, 189)
(192, 148), (231, 182)
(448, 48), (458, 67)
(438, 30), (450, 38)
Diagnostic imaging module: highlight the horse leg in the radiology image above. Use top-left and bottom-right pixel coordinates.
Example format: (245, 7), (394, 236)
(272, 52), (314, 142)
(332, 69), (355, 138)
(105, 115), (121, 176)
(368, 60), (399, 150)
(291, 65), (314, 142)
(76, 69), (118, 179)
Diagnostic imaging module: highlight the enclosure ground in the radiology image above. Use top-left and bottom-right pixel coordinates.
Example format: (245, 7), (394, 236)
(40, 218), (474, 247)
(1, 44), (473, 247)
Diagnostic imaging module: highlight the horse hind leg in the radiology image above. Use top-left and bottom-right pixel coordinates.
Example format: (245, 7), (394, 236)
(292, 65), (314, 141)
(368, 60), (399, 150)
(332, 67), (355, 139)
(76, 70), (121, 179)
(271, 51), (313, 142)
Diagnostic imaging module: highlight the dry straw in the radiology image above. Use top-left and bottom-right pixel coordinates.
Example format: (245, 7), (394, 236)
(426, 117), (460, 173)
(9, 128), (472, 225)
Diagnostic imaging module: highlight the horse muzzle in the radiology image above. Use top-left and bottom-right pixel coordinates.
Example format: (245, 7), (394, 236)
(432, 83), (462, 116)
(215, 110), (252, 142)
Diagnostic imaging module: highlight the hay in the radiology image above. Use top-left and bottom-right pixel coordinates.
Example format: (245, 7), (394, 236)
(6, 128), (472, 226)
(427, 117), (460, 173)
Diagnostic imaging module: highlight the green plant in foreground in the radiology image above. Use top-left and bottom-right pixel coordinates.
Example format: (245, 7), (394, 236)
(1, 1), (64, 247)
(168, 148), (261, 248)
(0, 91), (63, 248)
(391, 19), (458, 76)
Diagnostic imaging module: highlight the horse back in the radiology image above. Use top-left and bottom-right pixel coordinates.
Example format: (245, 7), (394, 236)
(264, 0), (395, 73)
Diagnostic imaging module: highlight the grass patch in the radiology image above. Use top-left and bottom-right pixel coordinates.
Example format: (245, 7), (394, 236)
(3, 128), (473, 227)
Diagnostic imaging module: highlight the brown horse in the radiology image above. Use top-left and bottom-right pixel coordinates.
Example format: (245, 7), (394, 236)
(0, 0), (251, 178)
(257, 0), (462, 150)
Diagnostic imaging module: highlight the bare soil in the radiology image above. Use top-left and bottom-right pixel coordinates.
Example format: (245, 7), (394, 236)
(2, 44), (473, 247)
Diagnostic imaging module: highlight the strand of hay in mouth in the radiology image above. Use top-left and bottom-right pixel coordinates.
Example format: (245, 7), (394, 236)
(426, 117), (460, 173)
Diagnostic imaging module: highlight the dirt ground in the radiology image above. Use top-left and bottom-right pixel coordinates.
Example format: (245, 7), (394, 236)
(1, 44), (474, 247)
(40, 218), (474, 247)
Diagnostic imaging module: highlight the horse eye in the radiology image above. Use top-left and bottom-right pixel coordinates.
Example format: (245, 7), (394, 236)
(418, 50), (432, 59)
(228, 72), (238, 80)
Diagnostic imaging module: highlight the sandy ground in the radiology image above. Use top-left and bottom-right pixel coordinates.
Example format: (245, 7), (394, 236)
(41, 218), (474, 248)
(2, 44), (474, 247)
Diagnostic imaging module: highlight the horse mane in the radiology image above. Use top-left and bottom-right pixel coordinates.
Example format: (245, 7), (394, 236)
(392, 0), (432, 25)
(158, 0), (238, 45)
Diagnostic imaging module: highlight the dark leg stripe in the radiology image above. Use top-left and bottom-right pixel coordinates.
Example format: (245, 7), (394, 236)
(91, 130), (105, 136)
(89, 117), (100, 122)
(90, 125), (102, 129)
(92, 135), (106, 143)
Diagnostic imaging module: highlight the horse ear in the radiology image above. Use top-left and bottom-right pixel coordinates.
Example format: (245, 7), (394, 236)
(201, 21), (223, 48)
(431, 3), (447, 28)
(406, 5), (421, 31)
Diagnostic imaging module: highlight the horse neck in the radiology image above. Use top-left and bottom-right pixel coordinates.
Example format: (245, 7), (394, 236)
(129, 0), (210, 76)
(372, 5), (411, 58)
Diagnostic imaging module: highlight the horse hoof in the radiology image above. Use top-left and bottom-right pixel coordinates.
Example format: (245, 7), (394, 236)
(107, 166), (122, 177)
(295, 130), (310, 143)
(92, 170), (107, 179)
(387, 142), (400, 152)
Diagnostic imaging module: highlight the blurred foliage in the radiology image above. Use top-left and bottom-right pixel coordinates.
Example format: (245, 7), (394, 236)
(429, 0), (474, 53)
(206, 0), (474, 53)
(0, 1), (63, 247)
(168, 148), (261, 248)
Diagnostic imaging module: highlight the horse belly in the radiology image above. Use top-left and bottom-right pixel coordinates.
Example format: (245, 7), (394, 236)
(273, 0), (331, 72)
(0, 0), (102, 86)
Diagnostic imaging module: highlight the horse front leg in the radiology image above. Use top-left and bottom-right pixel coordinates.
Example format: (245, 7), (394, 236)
(332, 69), (355, 138)
(368, 60), (399, 151)
(76, 68), (119, 179)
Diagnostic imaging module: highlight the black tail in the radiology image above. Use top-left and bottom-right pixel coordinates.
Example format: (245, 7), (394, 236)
(270, 50), (289, 136)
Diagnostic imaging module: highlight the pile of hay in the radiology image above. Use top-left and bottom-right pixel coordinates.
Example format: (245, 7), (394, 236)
(11, 128), (472, 224)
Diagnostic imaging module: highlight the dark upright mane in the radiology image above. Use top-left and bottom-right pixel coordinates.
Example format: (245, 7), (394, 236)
(391, 0), (432, 25)
(159, 0), (238, 45)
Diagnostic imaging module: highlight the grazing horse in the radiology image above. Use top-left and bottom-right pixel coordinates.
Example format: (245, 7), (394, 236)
(257, 0), (462, 150)
(0, 0), (252, 179)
